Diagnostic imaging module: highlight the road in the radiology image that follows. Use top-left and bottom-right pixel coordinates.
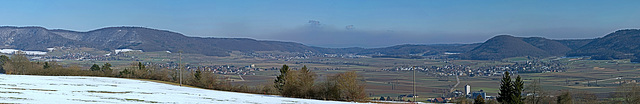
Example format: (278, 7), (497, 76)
(450, 75), (460, 93)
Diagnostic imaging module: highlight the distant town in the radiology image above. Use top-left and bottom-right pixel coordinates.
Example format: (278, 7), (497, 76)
(382, 60), (567, 77)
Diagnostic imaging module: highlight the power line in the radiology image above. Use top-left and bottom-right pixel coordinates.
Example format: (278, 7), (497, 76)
(413, 66), (416, 103)
(179, 51), (183, 87)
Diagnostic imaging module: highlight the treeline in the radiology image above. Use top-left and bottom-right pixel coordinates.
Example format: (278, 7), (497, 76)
(274, 65), (366, 101)
(521, 81), (639, 104)
(1, 54), (102, 76)
(0, 54), (255, 92)
(632, 53), (640, 63)
(0, 54), (367, 102)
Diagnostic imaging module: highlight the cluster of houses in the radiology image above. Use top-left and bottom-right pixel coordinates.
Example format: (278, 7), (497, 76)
(244, 52), (312, 60)
(431, 84), (494, 103)
(613, 79), (638, 84)
(381, 60), (566, 78)
(245, 51), (369, 61)
(372, 84), (494, 103)
(373, 94), (419, 102)
(145, 62), (277, 75)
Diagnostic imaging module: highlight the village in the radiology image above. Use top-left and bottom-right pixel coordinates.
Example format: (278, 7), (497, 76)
(382, 60), (567, 77)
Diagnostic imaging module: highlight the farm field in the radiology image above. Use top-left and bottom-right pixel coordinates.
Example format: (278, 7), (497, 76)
(230, 57), (640, 101)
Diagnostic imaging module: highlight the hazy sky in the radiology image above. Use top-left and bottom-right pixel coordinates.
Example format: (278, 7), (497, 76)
(2, 0), (640, 48)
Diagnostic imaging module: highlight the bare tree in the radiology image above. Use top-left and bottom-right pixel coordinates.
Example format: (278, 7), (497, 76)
(613, 83), (640, 104)
(336, 71), (366, 102)
(525, 79), (545, 104)
(572, 91), (597, 104)
(7, 52), (30, 75)
(556, 91), (572, 104)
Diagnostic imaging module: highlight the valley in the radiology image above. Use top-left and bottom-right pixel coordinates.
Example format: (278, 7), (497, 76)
(1, 26), (640, 103)
(8, 47), (639, 102)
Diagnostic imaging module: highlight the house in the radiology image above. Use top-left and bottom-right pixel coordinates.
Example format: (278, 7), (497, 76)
(471, 90), (487, 99)
(433, 97), (446, 103)
(407, 94), (418, 98)
(397, 95), (406, 100)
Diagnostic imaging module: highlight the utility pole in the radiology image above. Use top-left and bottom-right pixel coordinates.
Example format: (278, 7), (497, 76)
(393, 73), (399, 90)
(179, 51), (183, 87)
(413, 66), (416, 103)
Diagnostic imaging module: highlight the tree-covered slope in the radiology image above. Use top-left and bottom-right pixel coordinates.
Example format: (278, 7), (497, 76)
(567, 29), (640, 60)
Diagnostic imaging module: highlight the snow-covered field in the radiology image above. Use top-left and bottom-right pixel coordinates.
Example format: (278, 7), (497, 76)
(0, 49), (47, 55)
(0, 74), (358, 104)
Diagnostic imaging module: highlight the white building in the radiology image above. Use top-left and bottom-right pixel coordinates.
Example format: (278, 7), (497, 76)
(465, 84), (471, 95)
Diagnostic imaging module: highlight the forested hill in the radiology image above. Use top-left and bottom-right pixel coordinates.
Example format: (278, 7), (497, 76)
(0, 26), (318, 56)
(567, 29), (640, 60)
(458, 29), (640, 61)
(456, 35), (597, 60)
(458, 35), (553, 60)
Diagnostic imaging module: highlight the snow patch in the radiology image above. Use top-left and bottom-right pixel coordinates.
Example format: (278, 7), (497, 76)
(0, 74), (362, 104)
(46, 48), (55, 52)
(115, 49), (143, 54)
(0, 49), (47, 55)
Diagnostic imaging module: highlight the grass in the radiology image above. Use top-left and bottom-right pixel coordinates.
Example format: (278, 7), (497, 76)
(3, 88), (26, 90)
(0, 96), (32, 100)
(128, 78), (271, 95)
(69, 99), (101, 103)
(127, 78), (201, 89)
(124, 98), (159, 103)
(99, 97), (160, 103)
(83, 90), (133, 94)
(0, 84), (18, 87)
(0, 91), (22, 94)
(503, 57), (530, 62)
(29, 89), (57, 92)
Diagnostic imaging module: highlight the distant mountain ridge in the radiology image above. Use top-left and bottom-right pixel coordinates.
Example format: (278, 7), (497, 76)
(0, 26), (315, 56)
(0, 26), (476, 57)
(456, 35), (581, 60)
(458, 29), (640, 61)
(458, 35), (547, 60)
(1, 26), (638, 61)
(567, 29), (640, 60)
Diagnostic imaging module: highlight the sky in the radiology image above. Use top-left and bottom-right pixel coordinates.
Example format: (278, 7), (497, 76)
(1, 0), (640, 48)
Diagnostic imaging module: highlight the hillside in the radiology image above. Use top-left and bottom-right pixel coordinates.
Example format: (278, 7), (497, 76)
(459, 35), (552, 60)
(555, 39), (593, 50)
(457, 34), (610, 60)
(1, 26), (318, 56)
(567, 29), (640, 60)
(521, 37), (572, 56)
(0, 27), (92, 50)
(460, 29), (640, 60)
